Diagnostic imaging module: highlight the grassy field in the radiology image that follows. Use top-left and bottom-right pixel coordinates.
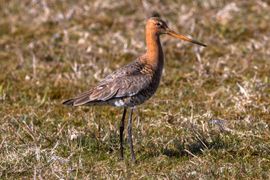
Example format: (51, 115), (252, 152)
(0, 0), (270, 179)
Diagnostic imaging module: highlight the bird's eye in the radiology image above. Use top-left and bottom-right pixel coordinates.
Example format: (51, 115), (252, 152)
(156, 22), (162, 27)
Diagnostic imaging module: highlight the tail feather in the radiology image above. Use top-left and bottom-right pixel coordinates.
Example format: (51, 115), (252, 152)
(63, 84), (118, 106)
(73, 94), (92, 106)
(62, 99), (75, 106)
(63, 93), (94, 106)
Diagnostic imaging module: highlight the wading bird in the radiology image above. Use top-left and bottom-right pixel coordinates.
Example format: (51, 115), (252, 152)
(63, 17), (206, 162)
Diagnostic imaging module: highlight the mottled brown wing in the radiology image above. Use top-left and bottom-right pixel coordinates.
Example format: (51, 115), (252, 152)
(100, 60), (144, 83)
(64, 74), (151, 106)
(63, 60), (152, 106)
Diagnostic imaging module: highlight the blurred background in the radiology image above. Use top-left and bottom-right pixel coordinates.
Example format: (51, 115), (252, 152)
(0, 0), (269, 179)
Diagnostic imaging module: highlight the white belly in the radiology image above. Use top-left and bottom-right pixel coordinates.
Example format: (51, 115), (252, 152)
(113, 99), (125, 107)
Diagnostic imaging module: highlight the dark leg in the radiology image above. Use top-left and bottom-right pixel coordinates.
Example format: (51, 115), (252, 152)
(128, 108), (136, 162)
(120, 108), (127, 160)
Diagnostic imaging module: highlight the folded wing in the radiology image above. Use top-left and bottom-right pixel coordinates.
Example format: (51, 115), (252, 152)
(63, 60), (152, 106)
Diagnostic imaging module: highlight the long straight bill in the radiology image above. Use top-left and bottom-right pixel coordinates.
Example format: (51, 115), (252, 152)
(167, 29), (207, 47)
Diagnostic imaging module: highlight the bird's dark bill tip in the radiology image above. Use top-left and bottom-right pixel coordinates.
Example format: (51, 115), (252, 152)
(191, 40), (207, 47)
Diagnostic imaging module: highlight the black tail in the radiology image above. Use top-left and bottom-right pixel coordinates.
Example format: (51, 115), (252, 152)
(62, 99), (75, 106)
(62, 94), (93, 106)
(62, 89), (101, 106)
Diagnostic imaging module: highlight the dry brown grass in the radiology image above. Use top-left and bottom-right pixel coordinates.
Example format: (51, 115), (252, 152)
(0, 0), (269, 179)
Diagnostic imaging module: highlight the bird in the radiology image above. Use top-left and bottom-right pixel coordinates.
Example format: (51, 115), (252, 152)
(63, 17), (206, 162)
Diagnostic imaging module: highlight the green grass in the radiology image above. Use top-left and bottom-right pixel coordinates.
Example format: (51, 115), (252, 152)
(0, 0), (270, 179)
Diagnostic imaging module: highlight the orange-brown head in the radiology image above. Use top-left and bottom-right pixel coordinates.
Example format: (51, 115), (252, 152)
(146, 17), (206, 47)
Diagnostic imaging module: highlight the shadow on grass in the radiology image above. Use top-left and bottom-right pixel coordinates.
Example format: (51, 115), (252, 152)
(162, 135), (227, 158)
(72, 129), (228, 160)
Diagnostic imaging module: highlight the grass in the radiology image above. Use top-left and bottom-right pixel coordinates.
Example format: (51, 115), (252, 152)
(0, 0), (270, 179)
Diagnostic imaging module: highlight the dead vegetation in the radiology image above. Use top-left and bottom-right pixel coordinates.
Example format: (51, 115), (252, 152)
(0, 0), (269, 179)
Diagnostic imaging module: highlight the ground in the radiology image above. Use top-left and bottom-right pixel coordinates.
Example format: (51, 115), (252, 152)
(0, 0), (269, 179)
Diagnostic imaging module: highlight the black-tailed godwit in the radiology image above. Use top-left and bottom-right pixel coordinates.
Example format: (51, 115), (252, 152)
(63, 17), (206, 162)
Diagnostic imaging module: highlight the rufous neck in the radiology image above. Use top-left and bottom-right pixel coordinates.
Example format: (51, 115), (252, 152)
(145, 29), (164, 69)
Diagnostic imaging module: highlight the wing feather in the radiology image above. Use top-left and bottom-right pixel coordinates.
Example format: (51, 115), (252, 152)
(63, 59), (153, 106)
